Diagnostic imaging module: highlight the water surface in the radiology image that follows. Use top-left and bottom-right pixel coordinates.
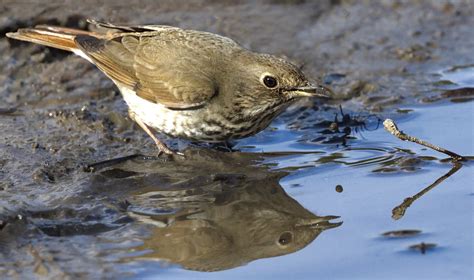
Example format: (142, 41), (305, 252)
(132, 97), (473, 280)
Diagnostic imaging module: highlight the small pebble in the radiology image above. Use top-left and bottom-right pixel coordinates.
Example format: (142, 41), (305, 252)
(382, 229), (421, 238)
(409, 242), (437, 254)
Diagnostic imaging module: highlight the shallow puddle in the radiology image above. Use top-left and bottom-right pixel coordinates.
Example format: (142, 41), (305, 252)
(118, 96), (471, 280)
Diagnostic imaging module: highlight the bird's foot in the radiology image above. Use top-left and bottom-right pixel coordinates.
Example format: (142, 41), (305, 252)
(133, 117), (184, 157)
(155, 142), (184, 158)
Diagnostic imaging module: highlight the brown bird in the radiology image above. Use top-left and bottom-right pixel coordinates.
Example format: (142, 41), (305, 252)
(6, 20), (331, 155)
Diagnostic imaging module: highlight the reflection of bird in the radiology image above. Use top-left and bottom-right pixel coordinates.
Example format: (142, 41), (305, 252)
(93, 150), (342, 272)
(135, 181), (341, 271)
(7, 20), (331, 154)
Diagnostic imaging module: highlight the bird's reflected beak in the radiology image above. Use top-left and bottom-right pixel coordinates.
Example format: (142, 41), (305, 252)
(286, 84), (333, 99)
(296, 215), (343, 230)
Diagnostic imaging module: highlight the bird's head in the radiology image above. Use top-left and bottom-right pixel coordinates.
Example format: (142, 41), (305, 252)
(226, 52), (332, 119)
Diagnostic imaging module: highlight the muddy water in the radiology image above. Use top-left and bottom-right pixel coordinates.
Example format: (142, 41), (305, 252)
(1, 1), (473, 279)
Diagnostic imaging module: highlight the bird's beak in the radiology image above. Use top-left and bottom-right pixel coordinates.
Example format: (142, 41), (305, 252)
(295, 215), (343, 230)
(286, 84), (333, 99)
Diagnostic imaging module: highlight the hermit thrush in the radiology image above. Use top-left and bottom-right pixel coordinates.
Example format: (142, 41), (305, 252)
(6, 19), (331, 155)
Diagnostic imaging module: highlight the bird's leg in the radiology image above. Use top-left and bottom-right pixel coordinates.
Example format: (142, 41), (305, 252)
(222, 140), (235, 152)
(133, 117), (175, 155)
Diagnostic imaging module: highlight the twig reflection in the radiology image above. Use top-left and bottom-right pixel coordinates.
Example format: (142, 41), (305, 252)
(392, 162), (462, 220)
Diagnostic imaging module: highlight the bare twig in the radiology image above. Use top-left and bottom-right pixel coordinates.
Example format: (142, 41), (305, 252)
(83, 154), (163, 172)
(383, 119), (465, 161)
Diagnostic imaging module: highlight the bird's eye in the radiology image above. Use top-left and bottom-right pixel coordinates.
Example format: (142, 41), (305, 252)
(262, 75), (278, 88)
(277, 231), (293, 246)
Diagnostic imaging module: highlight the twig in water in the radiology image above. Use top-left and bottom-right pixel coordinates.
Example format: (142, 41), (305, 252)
(383, 119), (465, 161)
(83, 154), (162, 172)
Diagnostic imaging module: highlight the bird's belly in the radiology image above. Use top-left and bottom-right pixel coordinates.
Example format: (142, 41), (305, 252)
(120, 87), (243, 142)
(119, 87), (280, 142)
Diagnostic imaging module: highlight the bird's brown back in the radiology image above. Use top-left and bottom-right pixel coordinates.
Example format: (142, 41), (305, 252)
(75, 28), (243, 109)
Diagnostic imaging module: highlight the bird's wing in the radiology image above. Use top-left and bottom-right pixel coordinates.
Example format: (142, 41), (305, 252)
(87, 19), (177, 32)
(75, 28), (234, 109)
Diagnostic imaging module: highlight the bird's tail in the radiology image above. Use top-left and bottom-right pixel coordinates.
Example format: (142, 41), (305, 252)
(5, 25), (95, 52)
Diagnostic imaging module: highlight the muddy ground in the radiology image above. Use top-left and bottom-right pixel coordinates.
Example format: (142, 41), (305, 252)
(0, 0), (473, 278)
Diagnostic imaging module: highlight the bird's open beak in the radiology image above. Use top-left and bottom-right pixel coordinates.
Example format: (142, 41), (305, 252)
(286, 84), (333, 99)
(295, 215), (343, 230)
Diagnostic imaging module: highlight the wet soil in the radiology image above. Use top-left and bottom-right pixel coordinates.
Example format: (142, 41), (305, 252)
(1, 0), (473, 279)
